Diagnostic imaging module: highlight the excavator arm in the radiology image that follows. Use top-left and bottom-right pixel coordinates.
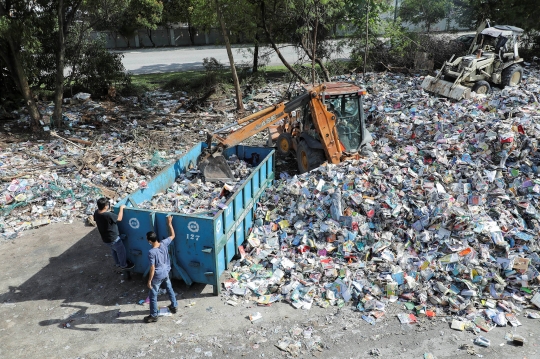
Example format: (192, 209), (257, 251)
(199, 91), (311, 182)
(307, 87), (342, 164)
(206, 92), (311, 149)
(209, 102), (289, 148)
(200, 84), (342, 181)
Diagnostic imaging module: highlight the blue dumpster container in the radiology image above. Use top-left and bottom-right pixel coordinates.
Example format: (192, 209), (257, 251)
(113, 142), (275, 294)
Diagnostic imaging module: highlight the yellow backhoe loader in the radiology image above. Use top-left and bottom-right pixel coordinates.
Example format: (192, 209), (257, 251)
(199, 82), (372, 181)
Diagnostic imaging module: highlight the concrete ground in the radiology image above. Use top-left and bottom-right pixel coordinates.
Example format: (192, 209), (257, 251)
(1, 223), (539, 359)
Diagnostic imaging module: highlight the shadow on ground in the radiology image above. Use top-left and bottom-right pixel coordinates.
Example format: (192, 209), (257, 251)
(0, 228), (211, 311)
(127, 62), (205, 74)
(37, 304), (149, 331)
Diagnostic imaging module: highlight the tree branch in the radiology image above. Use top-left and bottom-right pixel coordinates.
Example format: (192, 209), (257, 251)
(299, 36), (331, 82)
(261, 2), (307, 84)
(64, 0), (84, 35)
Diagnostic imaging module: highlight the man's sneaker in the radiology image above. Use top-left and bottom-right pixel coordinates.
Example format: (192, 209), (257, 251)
(144, 315), (158, 323)
(168, 304), (178, 314)
(120, 261), (135, 270)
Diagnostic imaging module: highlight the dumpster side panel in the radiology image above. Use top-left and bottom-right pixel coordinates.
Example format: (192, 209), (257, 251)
(233, 190), (243, 221)
(243, 181), (252, 211)
(117, 208), (154, 274)
(235, 223), (245, 254)
(253, 170), (261, 193)
(115, 143), (274, 295)
(117, 208), (218, 285)
(217, 247), (225, 278)
(164, 214), (215, 284)
(226, 232), (236, 263)
(224, 205), (235, 234)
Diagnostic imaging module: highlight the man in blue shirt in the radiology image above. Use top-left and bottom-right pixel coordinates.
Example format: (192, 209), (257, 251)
(144, 215), (178, 323)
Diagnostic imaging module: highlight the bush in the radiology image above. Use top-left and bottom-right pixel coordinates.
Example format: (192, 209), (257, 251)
(202, 57), (225, 72)
(67, 36), (130, 97)
(348, 20), (468, 72)
(415, 33), (469, 68)
(520, 30), (540, 60)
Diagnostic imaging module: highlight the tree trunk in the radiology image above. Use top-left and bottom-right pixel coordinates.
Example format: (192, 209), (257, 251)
(215, 0), (244, 111)
(363, 0), (370, 78)
(253, 32), (259, 73)
(187, 16), (195, 46)
(147, 29), (156, 47)
(53, 0), (65, 129)
(261, 3), (307, 84)
(3, 39), (41, 132)
(300, 37), (330, 82)
(311, 16), (318, 84)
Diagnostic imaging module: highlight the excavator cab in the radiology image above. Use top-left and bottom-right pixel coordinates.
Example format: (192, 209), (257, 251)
(293, 84), (371, 173)
(327, 94), (364, 152)
(300, 84), (368, 153)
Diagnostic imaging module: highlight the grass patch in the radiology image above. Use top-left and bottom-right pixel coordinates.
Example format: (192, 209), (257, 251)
(259, 65), (289, 79)
(126, 65), (292, 97)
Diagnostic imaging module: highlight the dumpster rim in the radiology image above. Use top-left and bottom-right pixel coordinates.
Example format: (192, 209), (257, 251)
(113, 143), (275, 221)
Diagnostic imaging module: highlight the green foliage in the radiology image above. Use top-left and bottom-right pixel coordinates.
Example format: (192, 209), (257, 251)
(161, 0), (216, 34)
(88, 0), (131, 31)
(344, 0), (392, 72)
(399, 0), (452, 32)
(0, 1), (47, 106)
(130, 0), (163, 29)
(453, 0), (540, 31)
(115, 0), (163, 40)
(344, 0), (390, 37)
(69, 36), (130, 96)
(0, 17), (8, 35)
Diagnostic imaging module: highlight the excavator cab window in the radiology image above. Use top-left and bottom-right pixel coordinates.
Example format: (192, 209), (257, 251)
(327, 95), (363, 152)
(301, 106), (321, 142)
(481, 35), (499, 52)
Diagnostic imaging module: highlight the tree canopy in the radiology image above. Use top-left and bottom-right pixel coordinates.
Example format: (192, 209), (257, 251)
(399, 0), (452, 32)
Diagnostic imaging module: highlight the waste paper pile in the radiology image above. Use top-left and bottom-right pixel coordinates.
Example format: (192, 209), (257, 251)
(0, 137), (181, 238)
(137, 155), (256, 215)
(223, 65), (540, 334)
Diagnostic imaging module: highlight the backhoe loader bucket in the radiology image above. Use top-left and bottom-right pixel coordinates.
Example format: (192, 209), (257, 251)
(198, 153), (235, 182)
(421, 75), (471, 101)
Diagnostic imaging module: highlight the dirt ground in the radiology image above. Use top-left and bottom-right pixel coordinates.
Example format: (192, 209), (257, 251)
(1, 223), (539, 359)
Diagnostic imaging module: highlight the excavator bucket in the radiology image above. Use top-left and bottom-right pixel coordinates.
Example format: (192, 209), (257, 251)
(198, 153), (235, 182)
(421, 75), (471, 101)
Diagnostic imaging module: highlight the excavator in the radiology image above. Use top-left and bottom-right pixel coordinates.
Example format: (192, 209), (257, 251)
(199, 82), (372, 181)
(422, 20), (524, 100)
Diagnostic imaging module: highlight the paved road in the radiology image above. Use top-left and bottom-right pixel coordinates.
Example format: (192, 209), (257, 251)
(117, 44), (351, 74)
(117, 31), (469, 75)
